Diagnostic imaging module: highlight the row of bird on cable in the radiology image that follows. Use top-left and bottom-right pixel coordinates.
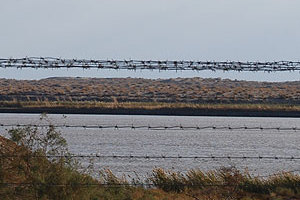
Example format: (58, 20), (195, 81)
(0, 57), (299, 71)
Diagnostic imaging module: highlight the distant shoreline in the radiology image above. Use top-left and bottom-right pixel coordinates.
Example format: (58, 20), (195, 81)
(0, 107), (299, 118)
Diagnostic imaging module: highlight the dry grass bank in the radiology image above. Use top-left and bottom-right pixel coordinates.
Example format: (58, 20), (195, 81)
(1, 101), (300, 111)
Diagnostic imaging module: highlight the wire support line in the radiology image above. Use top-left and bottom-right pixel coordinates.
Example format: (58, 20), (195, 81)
(1, 154), (300, 160)
(0, 182), (238, 188)
(1, 57), (300, 72)
(1, 124), (300, 131)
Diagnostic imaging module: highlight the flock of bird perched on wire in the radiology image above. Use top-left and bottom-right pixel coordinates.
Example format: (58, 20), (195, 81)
(1, 57), (300, 71)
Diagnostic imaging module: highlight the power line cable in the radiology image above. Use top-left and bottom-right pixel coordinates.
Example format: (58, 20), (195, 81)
(1, 154), (300, 160)
(1, 124), (299, 131)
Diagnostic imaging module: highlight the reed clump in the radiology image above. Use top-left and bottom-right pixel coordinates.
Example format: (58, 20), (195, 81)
(149, 167), (300, 199)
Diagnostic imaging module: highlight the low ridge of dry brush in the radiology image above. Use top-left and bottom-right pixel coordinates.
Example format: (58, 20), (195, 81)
(1, 77), (299, 116)
(0, 77), (299, 104)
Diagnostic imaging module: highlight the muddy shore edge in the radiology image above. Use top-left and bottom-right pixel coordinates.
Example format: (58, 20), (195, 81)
(0, 107), (299, 117)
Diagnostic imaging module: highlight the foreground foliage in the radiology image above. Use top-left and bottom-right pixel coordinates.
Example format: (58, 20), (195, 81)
(1, 125), (300, 200)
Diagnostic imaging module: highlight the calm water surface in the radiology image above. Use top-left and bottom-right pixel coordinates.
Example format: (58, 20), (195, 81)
(0, 114), (299, 178)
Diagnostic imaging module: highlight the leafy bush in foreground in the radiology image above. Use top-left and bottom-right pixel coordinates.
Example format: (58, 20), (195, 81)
(0, 123), (101, 200)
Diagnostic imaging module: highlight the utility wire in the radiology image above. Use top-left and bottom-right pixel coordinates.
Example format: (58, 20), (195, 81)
(0, 182), (237, 188)
(1, 154), (300, 160)
(1, 124), (299, 131)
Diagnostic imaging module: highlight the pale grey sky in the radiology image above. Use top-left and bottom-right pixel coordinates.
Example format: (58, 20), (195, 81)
(0, 0), (300, 81)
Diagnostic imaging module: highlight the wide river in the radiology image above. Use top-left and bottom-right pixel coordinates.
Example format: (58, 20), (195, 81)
(0, 113), (299, 178)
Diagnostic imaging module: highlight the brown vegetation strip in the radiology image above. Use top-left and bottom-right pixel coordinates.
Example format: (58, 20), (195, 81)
(0, 77), (300, 104)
